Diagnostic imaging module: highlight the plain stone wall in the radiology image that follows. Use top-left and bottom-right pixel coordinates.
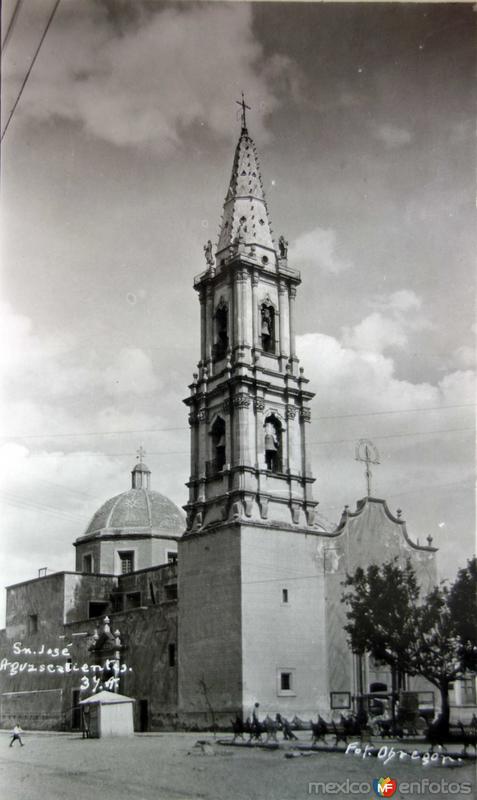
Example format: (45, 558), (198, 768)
(177, 526), (242, 726)
(240, 525), (329, 720)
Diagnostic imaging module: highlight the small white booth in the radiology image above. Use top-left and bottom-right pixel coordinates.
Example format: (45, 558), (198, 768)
(80, 690), (135, 738)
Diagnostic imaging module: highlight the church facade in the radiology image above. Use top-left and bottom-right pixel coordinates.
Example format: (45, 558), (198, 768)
(0, 117), (439, 731)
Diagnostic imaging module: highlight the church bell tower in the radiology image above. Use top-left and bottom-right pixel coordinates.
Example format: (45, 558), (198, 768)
(183, 100), (317, 532)
(178, 103), (328, 726)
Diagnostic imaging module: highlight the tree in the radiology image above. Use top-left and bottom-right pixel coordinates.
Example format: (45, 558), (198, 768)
(342, 559), (420, 728)
(342, 557), (477, 734)
(448, 557), (477, 673)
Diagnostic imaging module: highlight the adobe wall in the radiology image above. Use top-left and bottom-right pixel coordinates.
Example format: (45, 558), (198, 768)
(0, 567), (179, 731)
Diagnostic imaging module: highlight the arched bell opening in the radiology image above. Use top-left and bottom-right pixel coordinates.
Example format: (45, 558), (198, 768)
(209, 416), (226, 474)
(214, 302), (229, 359)
(260, 302), (276, 353)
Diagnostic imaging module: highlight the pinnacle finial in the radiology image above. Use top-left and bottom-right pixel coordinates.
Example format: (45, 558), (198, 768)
(236, 92), (251, 131)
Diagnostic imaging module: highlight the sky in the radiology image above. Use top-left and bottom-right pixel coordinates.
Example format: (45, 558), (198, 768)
(0, 0), (475, 626)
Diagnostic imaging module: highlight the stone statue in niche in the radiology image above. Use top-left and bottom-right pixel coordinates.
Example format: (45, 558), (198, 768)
(236, 217), (247, 243)
(264, 421), (279, 471)
(261, 305), (274, 352)
(278, 235), (288, 259)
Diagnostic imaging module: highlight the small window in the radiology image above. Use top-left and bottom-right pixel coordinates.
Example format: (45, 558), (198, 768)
(88, 601), (108, 619)
(83, 554), (93, 573)
(28, 614), (38, 635)
(119, 551), (134, 574)
(462, 678), (476, 704)
(167, 551), (178, 564)
(111, 593), (123, 613)
(277, 668), (296, 696)
(168, 643), (176, 667)
(281, 672), (291, 691)
(165, 584), (178, 601)
(282, 589), (288, 604)
(125, 592), (141, 609)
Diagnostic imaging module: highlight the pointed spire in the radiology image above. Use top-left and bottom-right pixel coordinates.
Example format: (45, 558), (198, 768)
(217, 113), (275, 264)
(236, 92), (250, 133)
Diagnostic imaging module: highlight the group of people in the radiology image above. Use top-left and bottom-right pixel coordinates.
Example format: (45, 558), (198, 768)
(232, 703), (298, 742)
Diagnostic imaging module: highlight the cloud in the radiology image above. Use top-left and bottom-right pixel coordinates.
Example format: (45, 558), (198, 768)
(372, 123), (412, 149)
(4, 2), (295, 152)
(0, 303), (167, 450)
(371, 290), (422, 313)
(342, 312), (408, 353)
(452, 344), (475, 370)
(341, 290), (432, 354)
(289, 227), (352, 274)
(103, 347), (159, 395)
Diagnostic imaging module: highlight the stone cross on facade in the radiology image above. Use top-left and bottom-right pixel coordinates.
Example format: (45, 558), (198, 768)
(355, 439), (380, 497)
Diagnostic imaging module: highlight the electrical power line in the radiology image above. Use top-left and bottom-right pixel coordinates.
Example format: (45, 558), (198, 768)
(13, 424), (474, 461)
(1, 0), (61, 142)
(1, 403), (473, 442)
(1, 0), (24, 50)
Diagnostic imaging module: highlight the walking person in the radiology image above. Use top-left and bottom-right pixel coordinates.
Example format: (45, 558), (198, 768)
(9, 723), (24, 747)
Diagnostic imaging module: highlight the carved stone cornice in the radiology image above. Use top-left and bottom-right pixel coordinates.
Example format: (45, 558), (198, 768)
(235, 267), (249, 284)
(286, 404), (297, 419)
(196, 408), (209, 423)
(233, 392), (251, 409)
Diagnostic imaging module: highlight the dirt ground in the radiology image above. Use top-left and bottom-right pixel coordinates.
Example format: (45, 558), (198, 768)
(1, 731), (475, 800)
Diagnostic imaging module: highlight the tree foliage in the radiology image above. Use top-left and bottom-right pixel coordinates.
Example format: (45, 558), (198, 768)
(342, 560), (419, 677)
(342, 556), (477, 728)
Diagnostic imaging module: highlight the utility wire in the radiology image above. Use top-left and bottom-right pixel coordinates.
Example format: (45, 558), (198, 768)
(1, 0), (60, 142)
(1, 0), (23, 51)
(15, 424), (474, 460)
(1, 403), (473, 441)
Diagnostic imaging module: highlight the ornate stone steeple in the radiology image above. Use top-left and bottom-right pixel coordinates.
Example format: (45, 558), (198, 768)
(184, 112), (318, 533)
(216, 126), (275, 264)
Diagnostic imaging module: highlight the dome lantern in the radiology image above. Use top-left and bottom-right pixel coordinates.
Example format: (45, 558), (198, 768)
(131, 446), (151, 489)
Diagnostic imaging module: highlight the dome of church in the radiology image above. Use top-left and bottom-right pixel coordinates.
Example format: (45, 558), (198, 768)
(83, 460), (184, 537)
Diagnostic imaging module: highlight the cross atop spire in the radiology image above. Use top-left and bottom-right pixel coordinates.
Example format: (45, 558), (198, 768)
(137, 445), (146, 462)
(236, 92), (251, 132)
